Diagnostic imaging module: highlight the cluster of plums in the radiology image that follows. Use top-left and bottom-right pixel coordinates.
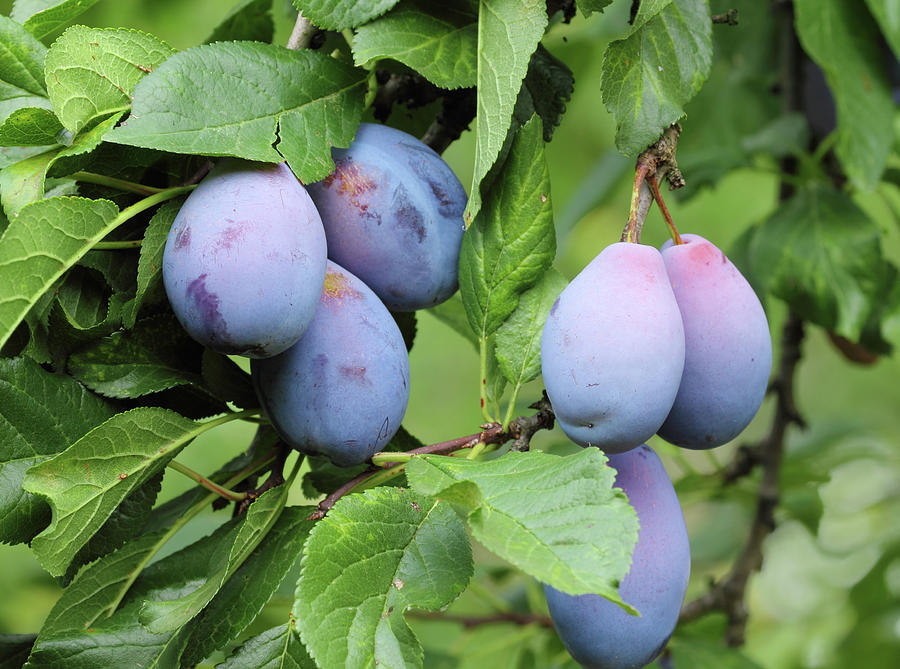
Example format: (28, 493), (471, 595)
(162, 123), (467, 466)
(540, 237), (772, 668)
(162, 118), (772, 668)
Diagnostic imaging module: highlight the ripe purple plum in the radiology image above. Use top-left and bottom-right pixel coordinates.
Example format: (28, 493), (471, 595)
(544, 445), (690, 669)
(658, 234), (772, 449)
(251, 261), (410, 467)
(162, 160), (326, 358)
(306, 122), (467, 311)
(540, 242), (685, 453)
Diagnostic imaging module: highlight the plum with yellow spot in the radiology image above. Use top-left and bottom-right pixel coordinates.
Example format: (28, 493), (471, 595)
(251, 261), (410, 467)
(307, 123), (467, 311)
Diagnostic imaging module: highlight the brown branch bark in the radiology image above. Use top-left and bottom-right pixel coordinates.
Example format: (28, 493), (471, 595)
(307, 396), (555, 520)
(679, 314), (805, 644)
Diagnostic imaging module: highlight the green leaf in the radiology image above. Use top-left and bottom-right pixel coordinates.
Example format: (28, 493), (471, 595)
(0, 634), (35, 668)
(601, 0), (713, 156)
(63, 470), (162, 582)
(122, 197), (180, 327)
(183, 508), (317, 667)
(576, 0), (614, 16)
(30, 530), (168, 644)
(406, 449), (639, 611)
(0, 356), (112, 545)
(748, 184), (890, 341)
(0, 195), (119, 351)
(352, 0), (477, 89)
(295, 487), (473, 669)
(517, 45), (574, 143)
(207, 0), (275, 43)
(0, 111), (124, 217)
(463, 0), (547, 225)
(495, 267), (566, 387)
(0, 106), (62, 145)
(676, 0), (785, 192)
(22, 407), (230, 576)
(459, 116), (555, 339)
(0, 15), (47, 98)
(865, 0), (900, 59)
(795, 0), (894, 189)
(67, 314), (204, 399)
(217, 622), (315, 669)
(140, 484), (289, 634)
(108, 42), (368, 184)
(45, 26), (173, 135)
(25, 521), (236, 668)
(11, 0), (102, 40)
(291, 0), (401, 30)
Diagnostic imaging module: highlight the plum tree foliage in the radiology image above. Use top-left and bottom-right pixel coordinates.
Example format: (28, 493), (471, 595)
(0, 1), (899, 668)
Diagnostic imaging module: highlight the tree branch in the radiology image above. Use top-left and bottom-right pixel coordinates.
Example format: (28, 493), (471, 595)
(679, 4), (806, 643)
(307, 396), (555, 520)
(712, 10), (739, 25)
(419, 87), (477, 155)
(679, 313), (805, 644)
(286, 11), (316, 50)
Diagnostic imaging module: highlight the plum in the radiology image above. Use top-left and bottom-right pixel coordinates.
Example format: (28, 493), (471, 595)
(306, 122), (467, 311)
(544, 445), (690, 669)
(540, 242), (685, 453)
(162, 159), (327, 358)
(251, 261), (410, 467)
(658, 234), (772, 449)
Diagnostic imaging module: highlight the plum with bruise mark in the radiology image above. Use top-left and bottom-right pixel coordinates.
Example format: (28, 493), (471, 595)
(251, 262), (411, 467)
(540, 242), (685, 453)
(307, 123), (467, 311)
(162, 159), (326, 358)
(544, 445), (690, 669)
(657, 234), (772, 449)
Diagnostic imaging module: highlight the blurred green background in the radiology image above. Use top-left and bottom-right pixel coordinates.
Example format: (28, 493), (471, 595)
(1, 1), (899, 668)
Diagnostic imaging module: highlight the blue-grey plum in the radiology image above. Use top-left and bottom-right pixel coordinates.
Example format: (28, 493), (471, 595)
(162, 160), (326, 358)
(251, 261), (410, 467)
(544, 445), (690, 669)
(540, 242), (685, 453)
(658, 234), (772, 449)
(306, 122), (467, 311)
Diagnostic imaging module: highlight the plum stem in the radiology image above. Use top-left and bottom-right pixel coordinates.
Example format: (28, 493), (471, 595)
(647, 174), (683, 244)
(167, 460), (248, 501)
(72, 171), (164, 196)
(479, 337), (492, 422)
(620, 124), (684, 244)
